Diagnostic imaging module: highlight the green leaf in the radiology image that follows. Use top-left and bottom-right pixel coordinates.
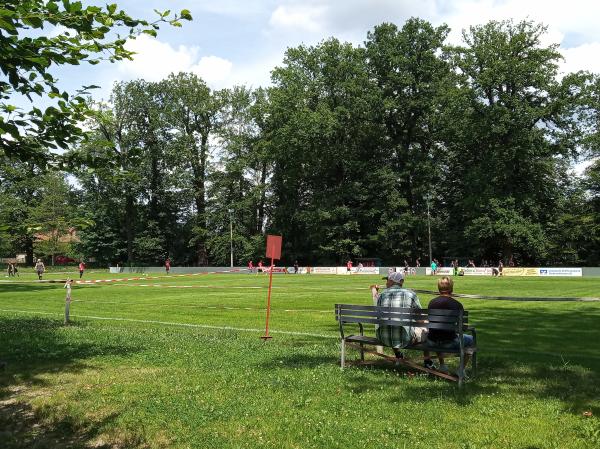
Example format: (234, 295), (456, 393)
(180, 9), (193, 21)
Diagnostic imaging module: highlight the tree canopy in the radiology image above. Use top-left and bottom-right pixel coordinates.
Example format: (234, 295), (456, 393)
(0, 0), (191, 164)
(1, 15), (598, 267)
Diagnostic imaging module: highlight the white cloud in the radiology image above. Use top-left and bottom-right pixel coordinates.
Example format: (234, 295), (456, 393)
(190, 56), (233, 88)
(118, 35), (199, 82)
(117, 35), (236, 88)
(269, 4), (326, 33)
(560, 43), (600, 75)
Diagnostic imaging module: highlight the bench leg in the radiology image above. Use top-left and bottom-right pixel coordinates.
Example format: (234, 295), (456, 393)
(360, 343), (365, 361)
(340, 339), (345, 369)
(458, 351), (465, 387)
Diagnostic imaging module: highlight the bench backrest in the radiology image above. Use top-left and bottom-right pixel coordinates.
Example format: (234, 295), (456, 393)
(335, 304), (468, 332)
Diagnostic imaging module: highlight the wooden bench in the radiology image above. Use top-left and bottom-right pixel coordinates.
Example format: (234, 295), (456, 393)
(335, 304), (477, 385)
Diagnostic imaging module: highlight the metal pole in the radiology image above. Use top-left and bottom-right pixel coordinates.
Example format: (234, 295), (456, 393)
(427, 198), (432, 265)
(261, 257), (275, 340)
(229, 209), (233, 268)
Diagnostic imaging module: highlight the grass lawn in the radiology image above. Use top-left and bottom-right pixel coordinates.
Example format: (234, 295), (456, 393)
(1, 271), (599, 448)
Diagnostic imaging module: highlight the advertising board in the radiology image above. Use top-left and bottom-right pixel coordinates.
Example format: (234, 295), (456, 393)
(539, 268), (582, 277)
(502, 267), (540, 277)
(394, 267), (417, 275)
(425, 267), (454, 275)
(311, 267), (337, 275)
(461, 267), (494, 276)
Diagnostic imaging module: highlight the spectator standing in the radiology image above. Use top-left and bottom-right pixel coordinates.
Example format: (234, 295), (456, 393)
(165, 258), (171, 275)
(346, 260), (353, 274)
(248, 260), (254, 273)
(78, 260), (86, 278)
(257, 260), (264, 274)
(35, 259), (45, 280)
(293, 260), (299, 274)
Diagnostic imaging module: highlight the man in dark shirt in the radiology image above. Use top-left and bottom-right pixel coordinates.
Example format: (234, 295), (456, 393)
(423, 276), (473, 376)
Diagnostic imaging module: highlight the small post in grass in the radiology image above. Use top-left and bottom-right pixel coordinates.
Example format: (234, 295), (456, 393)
(261, 235), (282, 340)
(64, 278), (73, 325)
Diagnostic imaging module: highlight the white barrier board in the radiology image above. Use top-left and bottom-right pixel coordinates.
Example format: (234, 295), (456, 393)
(426, 267), (454, 275)
(311, 267), (337, 275)
(461, 267), (494, 276)
(539, 267), (582, 277)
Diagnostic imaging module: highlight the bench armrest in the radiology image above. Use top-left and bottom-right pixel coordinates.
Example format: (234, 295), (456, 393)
(339, 321), (365, 340)
(464, 326), (477, 345)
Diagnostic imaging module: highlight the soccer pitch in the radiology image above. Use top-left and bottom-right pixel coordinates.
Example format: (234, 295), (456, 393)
(1, 272), (599, 448)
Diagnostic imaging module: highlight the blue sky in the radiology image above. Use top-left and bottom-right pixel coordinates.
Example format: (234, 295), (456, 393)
(46, 0), (600, 101)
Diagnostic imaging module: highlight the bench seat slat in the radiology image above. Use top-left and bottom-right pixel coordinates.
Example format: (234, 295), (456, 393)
(345, 335), (381, 345)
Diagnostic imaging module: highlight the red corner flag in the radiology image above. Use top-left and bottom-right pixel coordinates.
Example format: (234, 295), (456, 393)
(261, 235), (282, 340)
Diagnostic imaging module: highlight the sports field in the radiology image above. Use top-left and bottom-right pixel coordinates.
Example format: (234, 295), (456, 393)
(1, 271), (599, 449)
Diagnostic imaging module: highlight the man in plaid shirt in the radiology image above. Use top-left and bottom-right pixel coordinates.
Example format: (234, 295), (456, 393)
(373, 271), (422, 353)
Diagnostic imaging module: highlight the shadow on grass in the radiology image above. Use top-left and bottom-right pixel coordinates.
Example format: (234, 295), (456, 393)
(0, 316), (143, 447)
(317, 304), (600, 413)
(0, 399), (117, 449)
(0, 283), (63, 293)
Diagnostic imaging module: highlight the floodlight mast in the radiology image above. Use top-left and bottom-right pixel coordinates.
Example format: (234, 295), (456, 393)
(427, 196), (432, 265)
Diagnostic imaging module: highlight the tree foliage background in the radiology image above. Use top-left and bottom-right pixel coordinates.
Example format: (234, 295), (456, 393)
(1, 12), (599, 267)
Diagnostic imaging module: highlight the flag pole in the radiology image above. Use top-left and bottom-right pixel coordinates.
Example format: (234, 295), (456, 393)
(261, 257), (275, 340)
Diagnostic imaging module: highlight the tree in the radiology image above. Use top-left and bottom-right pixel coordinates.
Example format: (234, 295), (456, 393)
(268, 38), (385, 264)
(29, 172), (73, 265)
(0, 0), (191, 164)
(441, 20), (586, 262)
(206, 86), (266, 265)
(365, 19), (451, 261)
(0, 156), (45, 264)
(163, 73), (225, 266)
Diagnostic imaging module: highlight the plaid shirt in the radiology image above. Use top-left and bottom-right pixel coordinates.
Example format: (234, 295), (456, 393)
(376, 285), (422, 348)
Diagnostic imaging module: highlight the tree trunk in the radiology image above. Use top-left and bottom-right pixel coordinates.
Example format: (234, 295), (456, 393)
(190, 134), (208, 266)
(125, 194), (135, 263)
(256, 160), (268, 233)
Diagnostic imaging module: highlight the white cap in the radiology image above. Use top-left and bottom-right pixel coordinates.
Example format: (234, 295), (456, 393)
(383, 271), (405, 284)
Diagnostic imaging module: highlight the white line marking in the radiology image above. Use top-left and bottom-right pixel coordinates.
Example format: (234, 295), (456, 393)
(0, 309), (336, 339)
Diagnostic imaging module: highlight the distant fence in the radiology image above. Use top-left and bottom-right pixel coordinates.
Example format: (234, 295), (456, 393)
(108, 266), (600, 277)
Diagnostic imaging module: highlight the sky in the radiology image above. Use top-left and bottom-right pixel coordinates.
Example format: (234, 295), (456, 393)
(36, 0), (600, 173)
(51, 0), (600, 99)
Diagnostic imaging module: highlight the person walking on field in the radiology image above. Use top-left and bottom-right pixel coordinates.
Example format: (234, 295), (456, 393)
(248, 260), (254, 273)
(35, 259), (45, 280)
(165, 257), (171, 275)
(78, 260), (85, 278)
(346, 260), (353, 274)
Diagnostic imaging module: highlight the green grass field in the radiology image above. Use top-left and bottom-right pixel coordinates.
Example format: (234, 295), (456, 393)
(1, 270), (599, 449)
